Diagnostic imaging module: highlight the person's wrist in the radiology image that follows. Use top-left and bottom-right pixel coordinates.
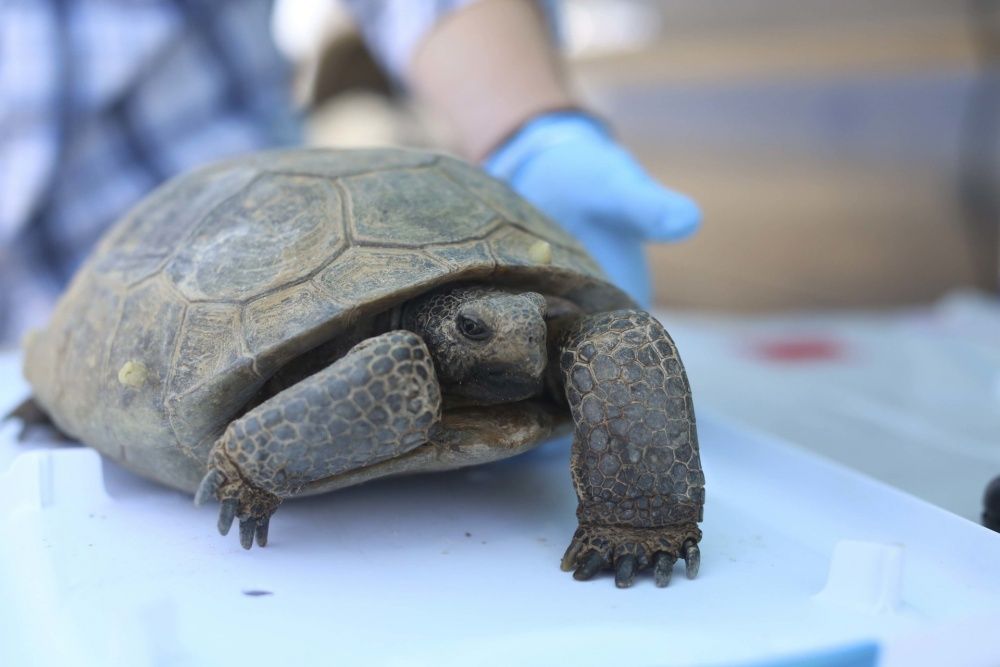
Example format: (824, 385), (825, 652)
(409, 0), (576, 161)
(483, 110), (609, 183)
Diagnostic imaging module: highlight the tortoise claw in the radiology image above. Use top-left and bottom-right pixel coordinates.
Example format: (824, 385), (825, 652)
(218, 499), (238, 536)
(653, 552), (676, 588)
(573, 551), (606, 581)
(614, 555), (638, 588)
(255, 516), (270, 547)
(560, 537), (584, 572)
(683, 540), (700, 579)
(194, 470), (221, 506)
(239, 518), (257, 550)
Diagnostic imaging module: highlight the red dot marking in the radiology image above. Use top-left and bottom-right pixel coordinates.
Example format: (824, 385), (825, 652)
(748, 337), (846, 362)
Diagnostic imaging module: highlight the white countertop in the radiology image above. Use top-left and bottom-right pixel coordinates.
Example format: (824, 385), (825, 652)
(3, 346), (1000, 666)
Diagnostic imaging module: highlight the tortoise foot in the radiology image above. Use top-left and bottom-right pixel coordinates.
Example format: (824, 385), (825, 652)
(561, 523), (701, 588)
(194, 453), (281, 550)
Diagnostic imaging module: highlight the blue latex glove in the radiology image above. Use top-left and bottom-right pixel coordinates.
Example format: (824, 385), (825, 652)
(484, 112), (700, 308)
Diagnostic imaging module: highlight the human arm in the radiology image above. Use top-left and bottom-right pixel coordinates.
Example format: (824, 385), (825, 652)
(353, 0), (701, 306)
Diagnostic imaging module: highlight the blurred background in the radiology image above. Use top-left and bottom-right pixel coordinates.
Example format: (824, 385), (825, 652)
(276, 0), (999, 310)
(272, 0), (1000, 523)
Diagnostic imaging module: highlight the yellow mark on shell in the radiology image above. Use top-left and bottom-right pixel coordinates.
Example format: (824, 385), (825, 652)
(118, 361), (149, 388)
(528, 240), (552, 265)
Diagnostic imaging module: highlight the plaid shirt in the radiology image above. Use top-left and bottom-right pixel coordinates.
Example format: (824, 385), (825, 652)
(0, 0), (476, 344)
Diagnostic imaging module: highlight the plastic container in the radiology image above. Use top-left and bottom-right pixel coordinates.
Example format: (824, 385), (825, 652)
(2, 351), (999, 666)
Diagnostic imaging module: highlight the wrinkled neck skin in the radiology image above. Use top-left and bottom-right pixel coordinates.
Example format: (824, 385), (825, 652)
(401, 284), (549, 405)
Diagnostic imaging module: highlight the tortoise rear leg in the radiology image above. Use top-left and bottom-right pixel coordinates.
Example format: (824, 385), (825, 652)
(556, 310), (704, 587)
(3, 396), (74, 442)
(196, 330), (441, 549)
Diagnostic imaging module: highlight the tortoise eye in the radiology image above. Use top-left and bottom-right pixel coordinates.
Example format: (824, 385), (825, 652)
(456, 314), (491, 341)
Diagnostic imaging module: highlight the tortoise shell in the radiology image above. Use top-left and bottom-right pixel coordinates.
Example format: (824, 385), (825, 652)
(23, 148), (631, 491)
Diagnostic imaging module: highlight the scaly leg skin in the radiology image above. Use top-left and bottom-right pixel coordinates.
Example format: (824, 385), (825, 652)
(557, 310), (704, 588)
(195, 330), (441, 549)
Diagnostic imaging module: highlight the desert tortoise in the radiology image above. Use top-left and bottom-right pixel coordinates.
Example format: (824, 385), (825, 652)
(15, 148), (704, 587)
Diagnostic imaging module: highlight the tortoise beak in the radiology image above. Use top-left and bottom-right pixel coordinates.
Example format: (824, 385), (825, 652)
(458, 362), (545, 404)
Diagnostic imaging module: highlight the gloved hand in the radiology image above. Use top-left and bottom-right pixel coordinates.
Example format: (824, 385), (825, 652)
(484, 112), (700, 308)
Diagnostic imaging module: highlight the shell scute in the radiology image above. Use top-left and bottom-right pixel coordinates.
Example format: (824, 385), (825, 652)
(169, 302), (244, 400)
(246, 148), (436, 178)
(423, 239), (497, 275)
(313, 247), (449, 310)
(344, 168), (497, 247)
(243, 281), (347, 376)
(435, 158), (580, 249)
(92, 165), (259, 287)
(489, 226), (600, 277)
(165, 173), (346, 302)
(103, 277), (187, 453)
(166, 355), (262, 461)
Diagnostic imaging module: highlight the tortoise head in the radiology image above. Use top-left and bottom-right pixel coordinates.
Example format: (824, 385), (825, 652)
(401, 285), (548, 404)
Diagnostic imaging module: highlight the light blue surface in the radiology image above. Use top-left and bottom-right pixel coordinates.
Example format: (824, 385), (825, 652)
(736, 642), (879, 667)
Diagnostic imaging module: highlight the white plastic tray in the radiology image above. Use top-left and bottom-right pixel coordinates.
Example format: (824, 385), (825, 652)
(2, 350), (999, 667)
(661, 291), (1000, 523)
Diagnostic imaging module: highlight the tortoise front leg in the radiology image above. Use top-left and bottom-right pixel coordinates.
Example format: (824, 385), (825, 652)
(195, 330), (441, 549)
(557, 310), (704, 587)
